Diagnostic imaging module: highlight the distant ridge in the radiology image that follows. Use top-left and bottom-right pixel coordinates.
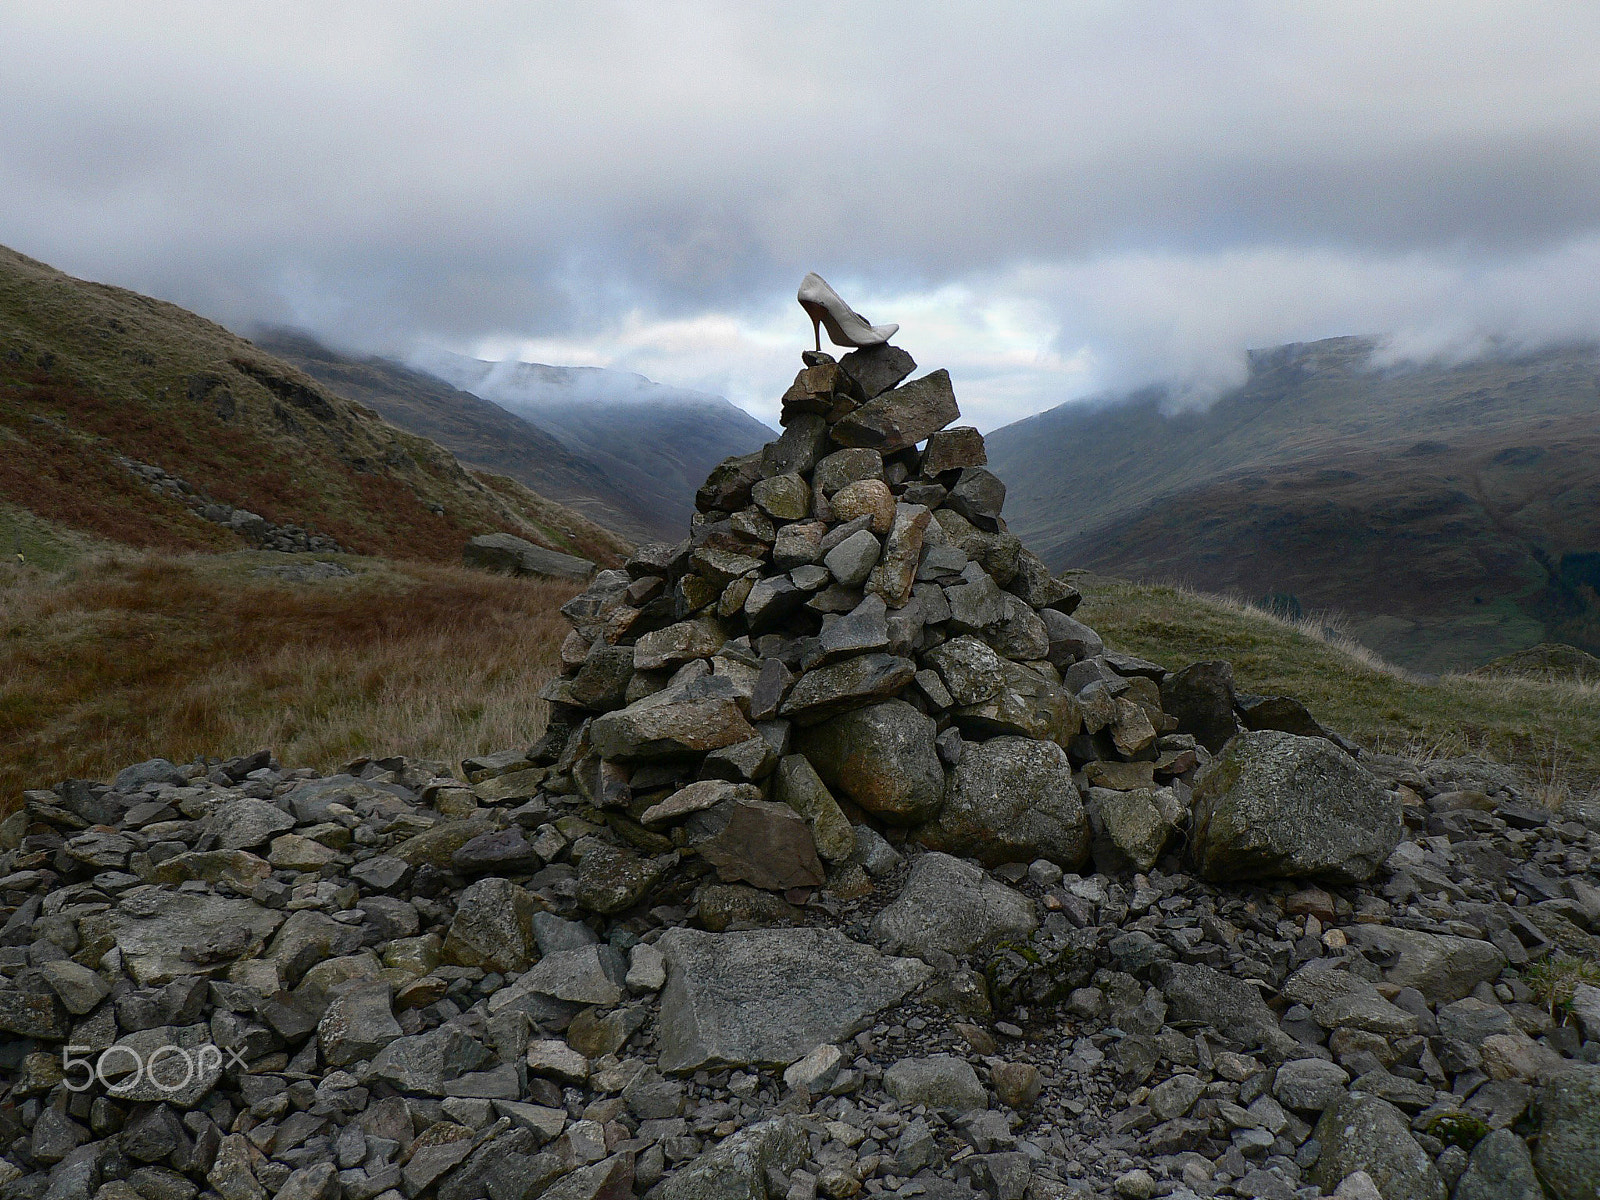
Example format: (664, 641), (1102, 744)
(414, 349), (774, 540)
(987, 336), (1600, 671)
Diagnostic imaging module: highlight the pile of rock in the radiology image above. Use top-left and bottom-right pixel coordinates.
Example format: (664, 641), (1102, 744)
(536, 345), (1385, 889)
(1, 349), (1598, 1200)
(116, 456), (346, 555)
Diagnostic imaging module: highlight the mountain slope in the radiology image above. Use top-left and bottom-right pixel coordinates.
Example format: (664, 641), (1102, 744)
(414, 350), (774, 538)
(254, 331), (663, 542)
(0, 245), (629, 565)
(986, 338), (1600, 671)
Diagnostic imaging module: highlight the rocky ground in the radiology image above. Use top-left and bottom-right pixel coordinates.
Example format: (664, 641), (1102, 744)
(3, 344), (1599, 1200)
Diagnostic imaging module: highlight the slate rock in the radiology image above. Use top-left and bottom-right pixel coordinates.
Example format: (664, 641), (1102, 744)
(208, 797), (295, 850)
(866, 502), (931, 608)
(655, 926), (932, 1072)
(830, 369), (960, 454)
(838, 343), (917, 400)
(780, 653), (917, 722)
(871, 851), (1037, 959)
(796, 700), (946, 823)
(590, 696), (756, 761)
(1273, 1059), (1351, 1112)
(109, 890), (283, 987)
(944, 467), (1006, 530)
(318, 979), (402, 1067)
(770, 754), (855, 863)
(489, 944), (628, 1014)
(685, 798), (825, 891)
(823, 528), (882, 589)
(1190, 730), (1401, 883)
(1086, 786), (1183, 873)
(1158, 963), (1300, 1060)
(921, 737), (1089, 867)
(813, 448), (884, 496)
(114, 759), (189, 791)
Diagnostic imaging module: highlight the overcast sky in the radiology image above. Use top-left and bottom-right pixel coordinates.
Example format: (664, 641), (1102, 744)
(6, 2), (1600, 429)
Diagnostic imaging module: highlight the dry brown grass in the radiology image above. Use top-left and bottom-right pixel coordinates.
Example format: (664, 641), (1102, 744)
(0, 550), (580, 805)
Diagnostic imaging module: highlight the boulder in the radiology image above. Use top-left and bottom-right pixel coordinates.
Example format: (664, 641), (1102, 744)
(1160, 660), (1239, 752)
(779, 653), (916, 721)
(838, 343), (917, 400)
(920, 737), (1088, 867)
(442, 877), (538, 973)
(797, 700), (945, 823)
(464, 532), (595, 581)
(1086, 786), (1183, 873)
(1344, 926), (1505, 1004)
(109, 890), (283, 987)
(871, 851), (1037, 959)
(1454, 1129), (1542, 1200)
(1533, 1064), (1600, 1200)
(208, 797), (295, 850)
(1311, 1094), (1446, 1200)
(1190, 730), (1400, 883)
(655, 927), (931, 1072)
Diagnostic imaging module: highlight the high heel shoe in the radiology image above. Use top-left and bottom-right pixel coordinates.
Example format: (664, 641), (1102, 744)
(797, 272), (899, 351)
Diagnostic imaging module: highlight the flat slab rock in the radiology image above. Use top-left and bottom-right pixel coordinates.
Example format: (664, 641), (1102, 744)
(109, 888), (284, 986)
(655, 926), (932, 1073)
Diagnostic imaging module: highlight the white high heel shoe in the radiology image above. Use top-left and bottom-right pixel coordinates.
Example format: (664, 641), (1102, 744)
(797, 272), (899, 351)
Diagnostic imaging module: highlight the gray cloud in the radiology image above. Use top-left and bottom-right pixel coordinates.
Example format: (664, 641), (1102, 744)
(5, 2), (1600, 424)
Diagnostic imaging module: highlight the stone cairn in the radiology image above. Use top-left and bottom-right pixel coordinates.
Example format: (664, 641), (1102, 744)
(2, 346), (1599, 1200)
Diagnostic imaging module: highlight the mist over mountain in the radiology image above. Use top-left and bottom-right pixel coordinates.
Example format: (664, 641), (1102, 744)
(987, 336), (1600, 672)
(412, 349), (774, 539)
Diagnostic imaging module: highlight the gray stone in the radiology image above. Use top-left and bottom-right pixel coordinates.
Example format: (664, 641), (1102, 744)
(1454, 1128), (1541, 1200)
(796, 700), (945, 823)
(1087, 786), (1182, 873)
(464, 532), (595, 581)
(488, 944), (627, 1014)
(1148, 1074), (1205, 1121)
(1345, 926), (1506, 1004)
(532, 911), (600, 955)
(442, 876), (538, 972)
(1312, 1094), (1446, 1200)
(1570, 983), (1600, 1042)
(364, 1025), (491, 1095)
(945, 562), (1007, 631)
(1533, 1064), (1600, 1200)
(646, 1114), (808, 1200)
(1039, 610), (1103, 667)
(1159, 963), (1301, 1059)
(1160, 660), (1239, 752)
(696, 452), (764, 512)
(38, 960), (110, 1015)
(871, 851), (1037, 959)
(944, 467), (1006, 530)
(1273, 1058), (1351, 1111)
(830, 369), (958, 454)
(590, 695), (756, 761)
(114, 759), (189, 791)
(779, 653), (916, 721)
(318, 979), (402, 1067)
(770, 755), (855, 863)
(1190, 730), (1401, 883)
(751, 473), (810, 521)
(102, 1023), (224, 1105)
(953, 660), (1080, 747)
(983, 594), (1050, 661)
(1436, 997), (1514, 1042)
(921, 426), (987, 475)
(568, 644), (636, 711)
(924, 636), (1008, 705)
(634, 617), (728, 672)
(642, 780), (760, 825)
(208, 797), (294, 850)
(685, 798), (825, 891)
(744, 576), (810, 635)
(814, 448), (884, 496)
(761, 413), (830, 478)
(575, 844), (668, 915)
(838, 343), (917, 400)
(884, 1055), (987, 1111)
(823, 528), (881, 588)
(921, 736), (1088, 867)
(655, 927), (931, 1072)
(866, 502), (931, 608)
(807, 594), (890, 666)
(110, 889), (283, 986)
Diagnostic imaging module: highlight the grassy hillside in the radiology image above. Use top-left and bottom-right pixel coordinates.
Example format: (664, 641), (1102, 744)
(1076, 572), (1600, 794)
(0, 547), (576, 804)
(255, 330), (663, 543)
(0, 245), (630, 565)
(987, 337), (1600, 671)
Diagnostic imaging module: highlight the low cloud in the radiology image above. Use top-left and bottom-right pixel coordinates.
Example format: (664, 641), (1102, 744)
(5, 3), (1600, 428)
